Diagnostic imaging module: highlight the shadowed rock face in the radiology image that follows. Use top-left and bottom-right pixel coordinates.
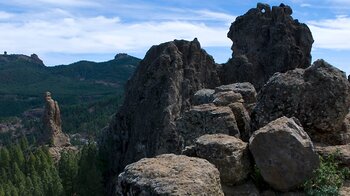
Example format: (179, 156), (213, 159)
(100, 38), (221, 193)
(221, 3), (313, 90)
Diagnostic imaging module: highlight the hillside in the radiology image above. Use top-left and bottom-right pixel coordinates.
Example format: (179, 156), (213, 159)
(0, 53), (140, 117)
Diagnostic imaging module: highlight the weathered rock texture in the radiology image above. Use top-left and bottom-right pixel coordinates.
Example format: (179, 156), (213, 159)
(249, 117), (319, 191)
(117, 154), (224, 196)
(42, 92), (70, 147)
(252, 59), (350, 144)
(177, 104), (240, 147)
(183, 134), (251, 185)
(221, 3), (313, 90)
(100, 39), (221, 193)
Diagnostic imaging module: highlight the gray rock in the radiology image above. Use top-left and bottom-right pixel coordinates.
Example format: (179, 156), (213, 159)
(193, 89), (215, 105)
(117, 154), (224, 196)
(177, 104), (240, 147)
(184, 134), (251, 185)
(99, 39), (221, 193)
(252, 59), (350, 144)
(221, 3), (313, 90)
(249, 116), (319, 192)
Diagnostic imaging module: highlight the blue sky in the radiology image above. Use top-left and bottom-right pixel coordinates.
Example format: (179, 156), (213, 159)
(0, 0), (349, 74)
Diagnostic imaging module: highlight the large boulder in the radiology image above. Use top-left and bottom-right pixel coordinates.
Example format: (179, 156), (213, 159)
(99, 39), (221, 193)
(252, 60), (350, 144)
(249, 117), (319, 191)
(117, 154), (224, 195)
(183, 134), (251, 185)
(221, 3), (313, 90)
(177, 104), (240, 147)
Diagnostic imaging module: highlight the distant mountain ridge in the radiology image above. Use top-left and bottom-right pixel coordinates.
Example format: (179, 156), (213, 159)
(0, 52), (141, 117)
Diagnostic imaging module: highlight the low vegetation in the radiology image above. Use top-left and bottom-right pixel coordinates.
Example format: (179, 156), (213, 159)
(304, 153), (350, 195)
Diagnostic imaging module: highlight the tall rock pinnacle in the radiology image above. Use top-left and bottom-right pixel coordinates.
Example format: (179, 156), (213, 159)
(99, 38), (221, 193)
(42, 92), (70, 147)
(221, 3), (314, 90)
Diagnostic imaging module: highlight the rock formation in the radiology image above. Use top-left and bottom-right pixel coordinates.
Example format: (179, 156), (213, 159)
(117, 154), (224, 195)
(183, 134), (251, 186)
(249, 117), (319, 191)
(100, 3), (350, 195)
(42, 92), (70, 147)
(252, 59), (350, 144)
(221, 3), (313, 90)
(99, 38), (221, 192)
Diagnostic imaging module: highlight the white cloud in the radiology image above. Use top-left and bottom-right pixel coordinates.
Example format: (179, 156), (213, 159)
(0, 11), (14, 20)
(307, 16), (350, 49)
(0, 10), (231, 59)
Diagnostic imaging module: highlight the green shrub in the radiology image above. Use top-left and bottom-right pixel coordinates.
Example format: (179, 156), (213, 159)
(304, 152), (350, 195)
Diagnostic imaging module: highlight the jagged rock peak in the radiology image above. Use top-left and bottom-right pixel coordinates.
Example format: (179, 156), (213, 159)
(99, 38), (221, 194)
(221, 3), (313, 90)
(42, 92), (70, 147)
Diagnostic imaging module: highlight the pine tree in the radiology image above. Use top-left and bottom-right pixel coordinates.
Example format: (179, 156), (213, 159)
(0, 148), (10, 169)
(19, 137), (29, 152)
(10, 145), (25, 170)
(59, 151), (78, 196)
(76, 143), (104, 196)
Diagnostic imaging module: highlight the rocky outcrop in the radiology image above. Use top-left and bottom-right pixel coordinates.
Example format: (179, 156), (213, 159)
(252, 60), (350, 144)
(177, 104), (240, 147)
(189, 83), (254, 141)
(183, 134), (251, 185)
(249, 117), (319, 192)
(99, 38), (221, 193)
(117, 154), (224, 195)
(221, 3), (313, 90)
(42, 92), (70, 147)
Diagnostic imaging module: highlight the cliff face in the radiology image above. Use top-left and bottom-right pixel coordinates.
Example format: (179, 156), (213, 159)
(100, 38), (220, 191)
(221, 3), (313, 90)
